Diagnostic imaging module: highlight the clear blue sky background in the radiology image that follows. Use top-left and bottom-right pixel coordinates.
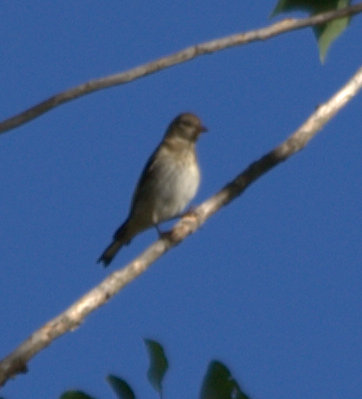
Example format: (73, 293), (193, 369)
(1, 2), (361, 398)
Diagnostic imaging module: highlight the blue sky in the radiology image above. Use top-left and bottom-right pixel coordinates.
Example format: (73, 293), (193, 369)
(1, 2), (361, 398)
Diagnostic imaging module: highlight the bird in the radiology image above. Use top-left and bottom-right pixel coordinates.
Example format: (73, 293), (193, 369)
(97, 112), (207, 266)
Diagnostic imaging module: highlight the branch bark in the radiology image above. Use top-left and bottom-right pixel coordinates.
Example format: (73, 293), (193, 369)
(1, 65), (361, 387)
(1, 3), (362, 135)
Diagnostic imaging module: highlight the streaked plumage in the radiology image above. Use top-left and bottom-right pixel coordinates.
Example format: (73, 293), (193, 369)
(97, 113), (207, 266)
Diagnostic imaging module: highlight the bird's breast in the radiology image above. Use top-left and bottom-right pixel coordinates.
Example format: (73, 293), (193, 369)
(151, 150), (200, 223)
(129, 145), (201, 227)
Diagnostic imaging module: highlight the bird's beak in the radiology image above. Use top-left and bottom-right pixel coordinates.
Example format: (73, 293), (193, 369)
(200, 125), (208, 133)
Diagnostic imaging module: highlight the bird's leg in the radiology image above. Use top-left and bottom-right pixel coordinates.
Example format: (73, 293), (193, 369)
(154, 224), (163, 237)
(154, 206), (199, 242)
(154, 224), (175, 241)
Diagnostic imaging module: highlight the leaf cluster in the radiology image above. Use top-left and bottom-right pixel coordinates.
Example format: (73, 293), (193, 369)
(272, 0), (351, 61)
(59, 340), (251, 399)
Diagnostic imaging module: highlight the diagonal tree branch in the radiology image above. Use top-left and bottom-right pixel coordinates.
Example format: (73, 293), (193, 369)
(1, 3), (362, 135)
(1, 65), (361, 387)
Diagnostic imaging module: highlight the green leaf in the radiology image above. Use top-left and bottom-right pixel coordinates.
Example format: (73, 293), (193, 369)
(314, 0), (350, 61)
(272, 0), (344, 16)
(59, 391), (96, 399)
(271, 0), (351, 62)
(144, 339), (169, 396)
(200, 361), (251, 399)
(106, 375), (136, 399)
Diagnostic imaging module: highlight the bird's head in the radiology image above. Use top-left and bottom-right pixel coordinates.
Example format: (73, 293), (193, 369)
(166, 113), (207, 142)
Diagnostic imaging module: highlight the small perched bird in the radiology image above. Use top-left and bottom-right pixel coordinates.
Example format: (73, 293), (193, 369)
(97, 112), (207, 266)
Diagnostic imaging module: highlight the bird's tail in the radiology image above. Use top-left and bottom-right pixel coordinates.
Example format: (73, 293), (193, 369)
(97, 219), (132, 267)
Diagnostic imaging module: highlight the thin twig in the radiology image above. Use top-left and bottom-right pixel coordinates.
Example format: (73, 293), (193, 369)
(1, 3), (362, 135)
(1, 65), (361, 387)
